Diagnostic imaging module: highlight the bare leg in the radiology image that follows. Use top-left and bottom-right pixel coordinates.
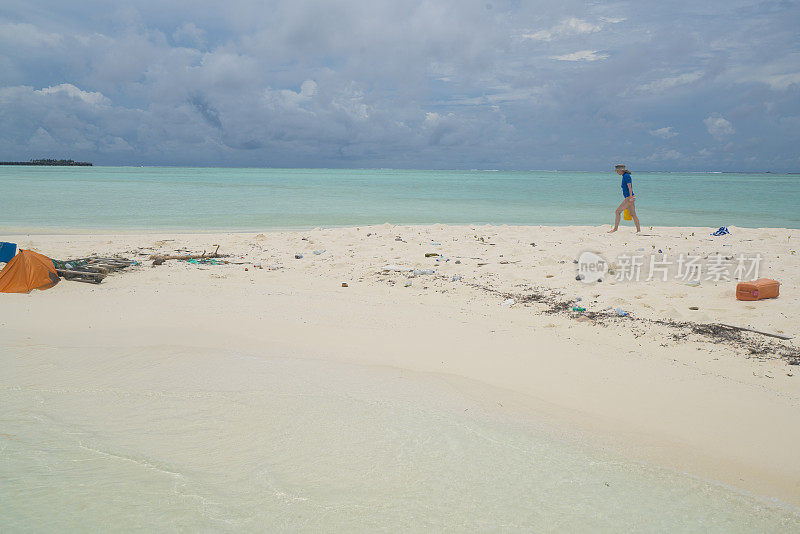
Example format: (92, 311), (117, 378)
(628, 201), (641, 232)
(608, 200), (625, 232)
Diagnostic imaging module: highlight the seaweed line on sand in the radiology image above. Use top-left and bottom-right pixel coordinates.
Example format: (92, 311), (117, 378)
(468, 282), (800, 366)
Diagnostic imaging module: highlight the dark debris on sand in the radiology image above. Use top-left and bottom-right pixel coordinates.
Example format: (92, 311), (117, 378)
(469, 283), (800, 366)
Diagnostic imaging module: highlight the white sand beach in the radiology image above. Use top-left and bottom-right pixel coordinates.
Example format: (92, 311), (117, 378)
(3, 224), (800, 528)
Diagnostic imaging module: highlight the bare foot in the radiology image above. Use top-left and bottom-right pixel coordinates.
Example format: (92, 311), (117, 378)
(607, 228), (618, 233)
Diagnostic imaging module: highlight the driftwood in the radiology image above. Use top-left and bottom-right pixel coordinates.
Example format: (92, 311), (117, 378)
(54, 256), (137, 284)
(55, 269), (104, 284)
(718, 323), (793, 341)
(149, 245), (227, 266)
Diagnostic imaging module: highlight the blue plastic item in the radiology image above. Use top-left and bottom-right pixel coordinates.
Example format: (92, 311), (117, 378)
(710, 226), (731, 236)
(0, 242), (17, 263)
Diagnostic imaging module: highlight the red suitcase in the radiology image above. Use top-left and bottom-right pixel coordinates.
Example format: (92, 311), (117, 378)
(736, 279), (779, 301)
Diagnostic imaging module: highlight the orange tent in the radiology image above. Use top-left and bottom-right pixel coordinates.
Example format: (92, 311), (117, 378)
(0, 249), (59, 293)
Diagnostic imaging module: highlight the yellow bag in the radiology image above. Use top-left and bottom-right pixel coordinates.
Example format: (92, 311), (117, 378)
(623, 209), (632, 221)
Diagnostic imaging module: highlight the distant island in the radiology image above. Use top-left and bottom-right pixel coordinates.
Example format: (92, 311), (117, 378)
(0, 158), (92, 166)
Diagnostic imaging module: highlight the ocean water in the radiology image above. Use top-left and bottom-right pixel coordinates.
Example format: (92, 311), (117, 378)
(2, 347), (799, 532)
(1, 166), (799, 231)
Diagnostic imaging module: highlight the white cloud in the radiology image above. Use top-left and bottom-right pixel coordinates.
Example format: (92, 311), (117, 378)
(765, 72), (800, 90)
(264, 80), (318, 111)
(704, 116), (735, 138)
(522, 18), (603, 42)
(599, 17), (626, 24)
(649, 127), (678, 139)
(0, 22), (61, 48)
(646, 148), (683, 161)
(35, 84), (111, 107)
(173, 23), (206, 48)
(550, 50), (608, 62)
(635, 71), (703, 94)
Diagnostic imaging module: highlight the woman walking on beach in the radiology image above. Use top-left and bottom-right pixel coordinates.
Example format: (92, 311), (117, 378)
(608, 163), (641, 233)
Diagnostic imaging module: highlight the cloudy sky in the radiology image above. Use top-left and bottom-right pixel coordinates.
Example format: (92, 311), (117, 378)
(1, 1), (798, 170)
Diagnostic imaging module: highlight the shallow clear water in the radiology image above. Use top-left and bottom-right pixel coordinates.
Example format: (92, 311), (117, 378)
(1, 166), (799, 231)
(2, 347), (799, 532)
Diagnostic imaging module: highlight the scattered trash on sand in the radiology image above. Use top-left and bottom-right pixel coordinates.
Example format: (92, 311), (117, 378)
(186, 258), (223, 265)
(717, 322), (792, 340)
(382, 265), (413, 272)
(53, 256), (136, 284)
(151, 244), (227, 266)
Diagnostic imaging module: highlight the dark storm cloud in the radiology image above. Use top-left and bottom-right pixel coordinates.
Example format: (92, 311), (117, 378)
(0, 0), (798, 170)
(188, 93), (223, 130)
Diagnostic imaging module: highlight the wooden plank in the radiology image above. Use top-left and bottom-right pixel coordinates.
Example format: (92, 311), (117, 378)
(718, 322), (793, 340)
(56, 268), (105, 279)
(73, 265), (109, 273)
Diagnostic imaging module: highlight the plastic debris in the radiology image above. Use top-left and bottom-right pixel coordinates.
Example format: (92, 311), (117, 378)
(413, 269), (435, 275)
(711, 226), (731, 236)
(501, 298), (515, 307)
(404, 280), (412, 287)
(313, 249), (326, 255)
(382, 265), (413, 272)
(615, 307), (628, 317)
(341, 283), (348, 287)
(451, 275), (462, 282)
(425, 253), (439, 257)
(572, 306), (586, 312)
(295, 254), (303, 259)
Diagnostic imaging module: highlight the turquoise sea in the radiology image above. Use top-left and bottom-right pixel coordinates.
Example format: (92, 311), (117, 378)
(1, 166), (799, 231)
